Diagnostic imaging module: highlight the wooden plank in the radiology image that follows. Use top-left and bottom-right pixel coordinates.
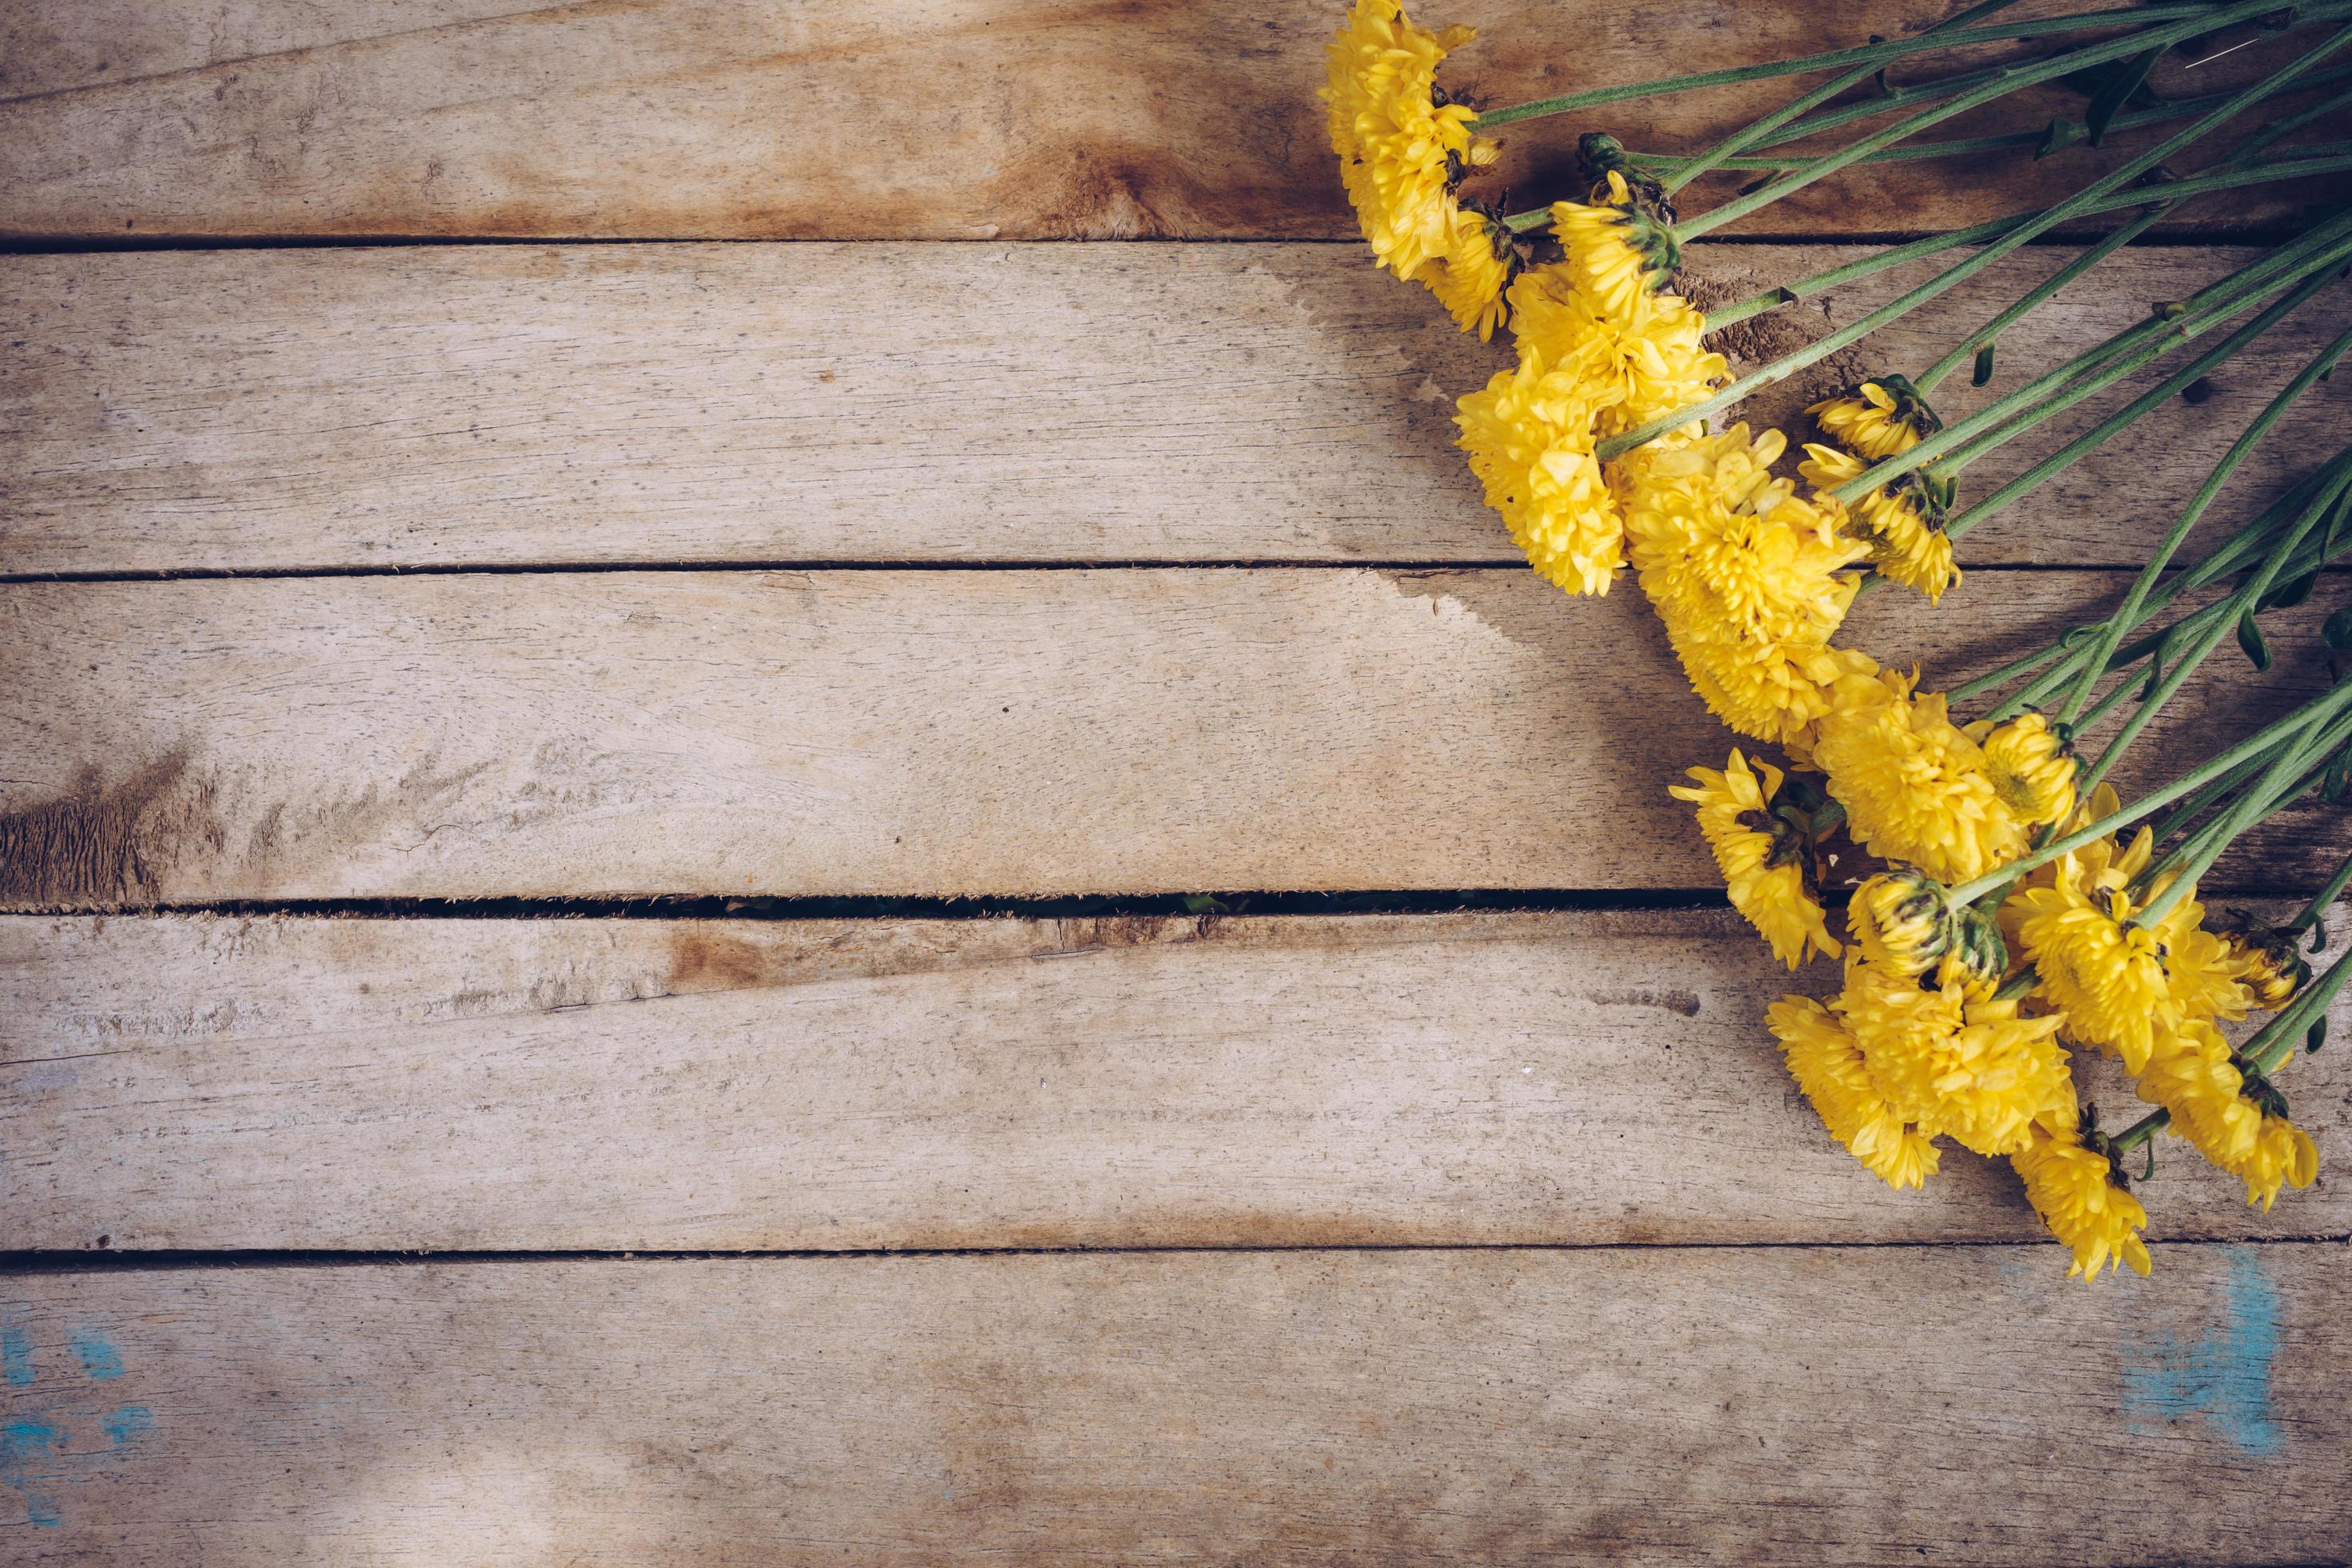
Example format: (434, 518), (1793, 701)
(1, 1249), (2343, 1561)
(1, 569), (2344, 906)
(2, 1), (2342, 242)
(4, 909), (2346, 1251)
(6, 242), (2350, 575)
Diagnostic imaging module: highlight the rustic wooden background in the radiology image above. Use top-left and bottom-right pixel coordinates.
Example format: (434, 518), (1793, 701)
(4, 2), (2351, 1561)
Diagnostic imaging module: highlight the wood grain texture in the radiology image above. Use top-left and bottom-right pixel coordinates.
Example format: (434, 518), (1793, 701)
(2, 569), (2346, 906)
(2, 1248), (2346, 1562)
(2, 1), (2345, 241)
(7, 242), (2352, 574)
(4, 909), (2346, 1251)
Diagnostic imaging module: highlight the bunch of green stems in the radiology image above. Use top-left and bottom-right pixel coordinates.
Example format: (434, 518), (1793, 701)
(1481, 0), (2352, 1152)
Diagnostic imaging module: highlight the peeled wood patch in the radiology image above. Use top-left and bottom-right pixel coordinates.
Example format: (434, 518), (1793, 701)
(0, 752), (219, 906)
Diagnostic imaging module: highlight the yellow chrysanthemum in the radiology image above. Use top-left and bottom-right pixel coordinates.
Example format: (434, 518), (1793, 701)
(1506, 266), (1725, 436)
(1970, 711), (2078, 830)
(1414, 205), (1514, 339)
(1811, 666), (2028, 885)
(2134, 1019), (2318, 1209)
(1848, 870), (1950, 977)
(2009, 878), (2173, 1073)
(1838, 959), (2074, 1158)
(2214, 917), (2309, 1010)
(1322, 0), (1498, 281)
(1769, 994), (1941, 1190)
(1808, 378), (1940, 462)
(1798, 444), (1959, 605)
(1548, 170), (1677, 326)
(1618, 426), (1867, 642)
(2010, 1121), (2153, 1279)
(1455, 358), (1623, 595)
(1670, 750), (1840, 967)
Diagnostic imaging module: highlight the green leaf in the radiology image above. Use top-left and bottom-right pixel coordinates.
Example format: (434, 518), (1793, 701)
(2263, 571), (2318, 612)
(2238, 610), (2270, 671)
(2035, 118), (2085, 160)
(2308, 1015), (2328, 1054)
(1971, 344), (1996, 386)
(2326, 605), (2352, 650)
(2085, 47), (2165, 147)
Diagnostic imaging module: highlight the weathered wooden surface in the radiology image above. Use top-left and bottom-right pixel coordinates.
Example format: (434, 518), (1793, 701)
(1, 1248), (2344, 1562)
(3, 909), (2344, 1252)
(1, 569), (2345, 906)
(2, 1), (2343, 242)
(6, 242), (2350, 575)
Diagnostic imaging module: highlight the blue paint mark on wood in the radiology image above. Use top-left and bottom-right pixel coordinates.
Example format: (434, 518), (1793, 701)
(2121, 1246), (2284, 1457)
(0, 1326), (30, 1388)
(102, 1405), (154, 1450)
(67, 1327), (124, 1381)
(1, 1418), (65, 1529)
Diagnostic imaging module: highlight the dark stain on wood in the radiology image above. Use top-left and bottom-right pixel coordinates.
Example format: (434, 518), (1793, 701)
(0, 750), (219, 907)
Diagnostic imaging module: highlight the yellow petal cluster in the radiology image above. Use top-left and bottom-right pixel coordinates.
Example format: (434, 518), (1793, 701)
(1970, 710), (2078, 830)
(1548, 171), (1675, 326)
(1618, 427), (1876, 751)
(1670, 750), (1840, 967)
(1414, 206), (1514, 340)
(1836, 959), (2074, 1158)
(2010, 1122), (2153, 1279)
(1456, 358), (1622, 595)
(1810, 666), (2028, 884)
(2217, 918), (2308, 1010)
(2010, 868), (2246, 1073)
(1768, 995), (1941, 1190)
(2135, 1021), (2320, 1210)
(1507, 266), (1725, 439)
(1808, 379), (1938, 462)
(1322, 0), (1498, 282)
(1797, 444), (1959, 604)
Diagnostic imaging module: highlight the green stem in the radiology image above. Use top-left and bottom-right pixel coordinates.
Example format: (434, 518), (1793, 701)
(2076, 462), (2352, 804)
(1623, 65), (2352, 171)
(1927, 258), (2348, 530)
(1672, 0), (2343, 242)
(1659, 0), (2025, 195)
(1604, 30), (2352, 466)
(1471, 4), (2230, 127)
(1695, 149), (2352, 330)
(1945, 681), (2352, 905)
(2244, 942), (2352, 1074)
(2054, 322), (2352, 727)
(1912, 199), (2168, 395)
(2132, 700), (2352, 928)
(1830, 197), (2352, 500)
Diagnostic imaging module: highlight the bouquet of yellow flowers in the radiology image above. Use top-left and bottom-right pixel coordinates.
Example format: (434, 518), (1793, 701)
(1327, 0), (2352, 1277)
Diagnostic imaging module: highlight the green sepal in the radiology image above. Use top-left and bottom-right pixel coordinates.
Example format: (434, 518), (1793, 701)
(2238, 610), (2271, 671)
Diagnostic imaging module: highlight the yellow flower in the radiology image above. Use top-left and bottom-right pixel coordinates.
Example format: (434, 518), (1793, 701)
(1768, 994), (1941, 1190)
(2008, 878), (2172, 1073)
(1848, 868), (2010, 988)
(1808, 378), (1941, 462)
(1797, 444), (1958, 605)
(1455, 358), (1623, 595)
(1619, 426), (1867, 643)
(2214, 916), (2309, 1009)
(1414, 205), (1515, 339)
(1548, 170), (1678, 326)
(1670, 750), (1840, 967)
(1810, 666), (2028, 885)
(1970, 711), (2078, 830)
(1837, 959), (2074, 1158)
(1506, 266), (1725, 436)
(2137, 1020), (2321, 1210)
(2010, 1121), (2153, 1279)
(1322, 0), (1497, 281)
